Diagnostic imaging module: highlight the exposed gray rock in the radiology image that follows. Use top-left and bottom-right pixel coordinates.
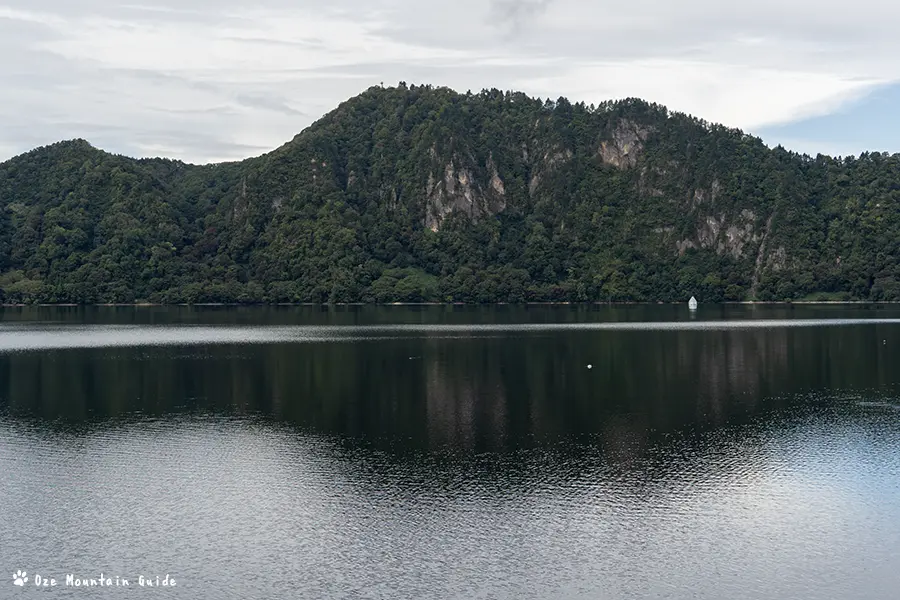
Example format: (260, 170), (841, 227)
(750, 213), (775, 298)
(488, 156), (506, 196)
(676, 239), (697, 255)
(692, 179), (721, 207)
(599, 120), (651, 169)
(698, 215), (723, 249)
(767, 246), (788, 272)
(720, 209), (758, 258)
(678, 208), (760, 258)
(528, 147), (573, 196)
(425, 156), (507, 232)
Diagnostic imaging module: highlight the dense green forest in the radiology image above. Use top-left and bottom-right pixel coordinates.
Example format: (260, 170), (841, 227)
(1, 83), (899, 304)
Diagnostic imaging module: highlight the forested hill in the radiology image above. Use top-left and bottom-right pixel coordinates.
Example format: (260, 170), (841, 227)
(1, 84), (899, 304)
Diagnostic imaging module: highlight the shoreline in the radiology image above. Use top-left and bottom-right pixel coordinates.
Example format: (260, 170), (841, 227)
(0, 301), (897, 308)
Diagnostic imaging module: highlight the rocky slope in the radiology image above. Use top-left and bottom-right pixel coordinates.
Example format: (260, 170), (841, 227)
(0, 84), (898, 303)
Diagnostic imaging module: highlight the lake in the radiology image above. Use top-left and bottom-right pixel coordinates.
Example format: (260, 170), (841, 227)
(1, 305), (899, 599)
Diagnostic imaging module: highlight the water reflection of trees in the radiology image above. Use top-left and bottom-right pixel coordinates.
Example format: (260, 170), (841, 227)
(0, 325), (897, 454)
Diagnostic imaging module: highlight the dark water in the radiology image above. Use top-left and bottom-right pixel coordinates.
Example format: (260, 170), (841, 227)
(1, 305), (899, 599)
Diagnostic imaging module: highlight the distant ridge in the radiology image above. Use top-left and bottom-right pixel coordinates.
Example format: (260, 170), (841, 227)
(0, 83), (898, 304)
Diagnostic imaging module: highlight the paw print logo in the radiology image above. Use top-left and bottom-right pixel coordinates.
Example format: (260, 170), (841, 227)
(12, 570), (28, 587)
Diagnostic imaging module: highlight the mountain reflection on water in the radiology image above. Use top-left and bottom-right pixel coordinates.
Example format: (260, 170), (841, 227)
(0, 306), (899, 600)
(1, 305), (899, 452)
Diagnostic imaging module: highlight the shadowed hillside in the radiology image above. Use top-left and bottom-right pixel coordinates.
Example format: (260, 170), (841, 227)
(1, 84), (899, 304)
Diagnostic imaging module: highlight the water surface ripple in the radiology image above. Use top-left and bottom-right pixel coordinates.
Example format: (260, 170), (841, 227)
(1, 316), (900, 352)
(0, 306), (898, 599)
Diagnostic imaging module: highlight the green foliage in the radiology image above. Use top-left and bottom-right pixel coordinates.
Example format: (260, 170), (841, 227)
(1, 85), (899, 304)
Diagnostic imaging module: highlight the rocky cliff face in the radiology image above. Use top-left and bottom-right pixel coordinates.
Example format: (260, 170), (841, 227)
(2, 84), (896, 304)
(422, 117), (652, 230)
(425, 156), (507, 232)
(599, 121), (651, 169)
(527, 147), (572, 197)
(677, 209), (761, 259)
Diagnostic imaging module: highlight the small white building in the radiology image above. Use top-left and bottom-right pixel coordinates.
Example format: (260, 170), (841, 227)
(688, 296), (698, 311)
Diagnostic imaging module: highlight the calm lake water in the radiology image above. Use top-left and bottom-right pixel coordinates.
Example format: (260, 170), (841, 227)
(1, 305), (899, 599)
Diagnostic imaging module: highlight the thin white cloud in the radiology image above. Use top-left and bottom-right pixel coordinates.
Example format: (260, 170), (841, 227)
(0, 0), (899, 162)
(520, 60), (885, 130)
(0, 5), (64, 26)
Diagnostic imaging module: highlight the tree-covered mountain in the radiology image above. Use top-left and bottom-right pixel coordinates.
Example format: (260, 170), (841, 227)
(1, 83), (899, 304)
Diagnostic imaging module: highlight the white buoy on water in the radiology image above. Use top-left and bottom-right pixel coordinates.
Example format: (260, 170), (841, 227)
(587, 364), (593, 370)
(688, 296), (698, 311)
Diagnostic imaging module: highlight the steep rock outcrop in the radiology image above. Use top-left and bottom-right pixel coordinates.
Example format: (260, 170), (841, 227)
(678, 209), (762, 259)
(425, 157), (507, 232)
(528, 147), (573, 196)
(599, 120), (651, 169)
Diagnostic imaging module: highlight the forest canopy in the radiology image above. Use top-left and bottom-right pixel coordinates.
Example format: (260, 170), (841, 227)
(0, 84), (898, 304)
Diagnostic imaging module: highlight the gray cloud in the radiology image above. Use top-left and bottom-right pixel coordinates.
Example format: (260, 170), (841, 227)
(488, 0), (554, 33)
(221, 36), (327, 50)
(234, 94), (306, 117)
(0, 0), (898, 162)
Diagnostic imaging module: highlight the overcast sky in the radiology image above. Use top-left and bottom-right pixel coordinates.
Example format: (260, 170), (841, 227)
(1, 0), (897, 163)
